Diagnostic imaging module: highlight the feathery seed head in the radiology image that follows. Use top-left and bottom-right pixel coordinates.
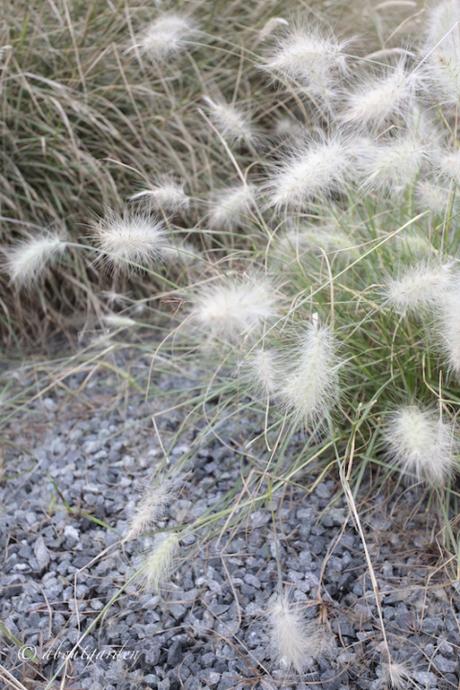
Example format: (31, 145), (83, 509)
(161, 240), (201, 265)
(101, 290), (131, 307)
(136, 13), (196, 60)
(341, 62), (416, 129)
(5, 234), (67, 286)
(272, 116), (304, 139)
(208, 184), (256, 230)
(385, 405), (455, 486)
(140, 532), (179, 592)
(269, 595), (309, 672)
(103, 314), (137, 329)
(130, 179), (189, 213)
(263, 27), (348, 99)
(274, 224), (354, 263)
(425, 0), (460, 49)
(126, 477), (172, 541)
(393, 231), (435, 258)
(357, 135), (427, 194)
(247, 348), (278, 395)
(266, 137), (353, 208)
(192, 275), (277, 342)
(436, 149), (460, 185)
(423, 0), (460, 104)
(280, 320), (339, 424)
(257, 17), (289, 43)
(204, 97), (254, 144)
(438, 281), (460, 374)
(385, 263), (452, 314)
(416, 179), (455, 214)
(382, 661), (413, 689)
(94, 211), (167, 270)
(269, 594), (334, 672)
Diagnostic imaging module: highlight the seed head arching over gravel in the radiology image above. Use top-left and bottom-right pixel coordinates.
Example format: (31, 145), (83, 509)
(385, 405), (456, 486)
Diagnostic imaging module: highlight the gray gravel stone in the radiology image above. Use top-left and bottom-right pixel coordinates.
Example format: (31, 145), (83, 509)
(33, 535), (50, 571)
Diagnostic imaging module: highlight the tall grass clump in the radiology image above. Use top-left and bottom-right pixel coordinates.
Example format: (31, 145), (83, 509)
(3, 0), (460, 681)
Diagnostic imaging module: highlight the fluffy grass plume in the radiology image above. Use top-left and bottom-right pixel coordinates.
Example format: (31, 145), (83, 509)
(341, 62), (415, 129)
(161, 241), (201, 266)
(126, 477), (172, 541)
(279, 319), (339, 425)
(140, 532), (179, 592)
(134, 13), (197, 61)
(423, 0), (460, 104)
(415, 179), (454, 215)
(385, 263), (452, 314)
(272, 224), (354, 264)
(103, 314), (137, 330)
(438, 283), (460, 374)
(191, 275), (278, 342)
(5, 234), (67, 287)
(357, 135), (427, 194)
(203, 97), (254, 144)
(94, 211), (167, 270)
(382, 661), (413, 689)
(130, 179), (189, 213)
(247, 348), (278, 395)
(266, 137), (354, 208)
(268, 595), (310, 672)
(269, 594), (334, 672)
(392, 231), (435, 259)
(385, 405), (456, 486)
(437, 149), (460, 186)
(263, 26), (348, 100)
(208, 184), (256, 230)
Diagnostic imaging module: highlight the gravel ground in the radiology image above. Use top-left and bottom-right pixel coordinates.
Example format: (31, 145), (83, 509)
(1, 350), (460, 690)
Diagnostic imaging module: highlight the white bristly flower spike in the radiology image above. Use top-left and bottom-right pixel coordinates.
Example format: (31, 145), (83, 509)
(416, 179), (455, 214)
(393, 231), (435, 259)
(140, 532), (179, 592)
(357, 135), (427, 194)
(257, 17), (289, 43)
(269, 595), (309, 672)
(382, 661), (413, 690)
(94, 211), (167, 270)
(438, 280), (460, 374)
(269, 594), (334, 673)
(203, 97), (254, 144)
(104, 314), (137, 329)
(266, 137), (353, 208)
(263, 26), (348, 100)
(423, 0), (460, 105)
(385, 405), (456, 486)
(280, 320), (339, 424)
(134, 13), (196, 61)
(161, 241), (201, 265)
(273, 225), (354, 263)
(208, 184), (256, 230)
(272, 116), (304, 139)
(191, 275), (277, 342)
(129, 179), (189, 213)
(385, 263), (452, 314)
(341, 62), (416, 129)
(126, 477), (172, 541)
(248, 348), (277, 395)
(436, 149), (460, 186)
(5, 234), (67, 286)
(425, 0), (460, 51)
